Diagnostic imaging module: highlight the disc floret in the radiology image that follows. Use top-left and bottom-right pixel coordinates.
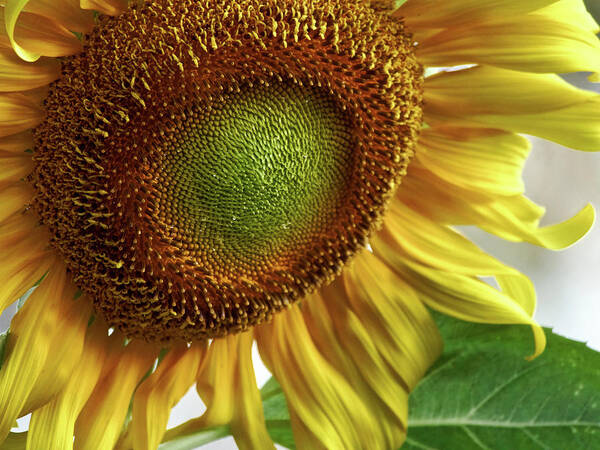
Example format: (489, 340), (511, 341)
(31, 0), (423, 341)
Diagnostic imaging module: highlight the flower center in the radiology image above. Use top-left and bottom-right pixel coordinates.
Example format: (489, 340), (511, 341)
(30, 0), (423, 342)
(158, 81), (354, 273)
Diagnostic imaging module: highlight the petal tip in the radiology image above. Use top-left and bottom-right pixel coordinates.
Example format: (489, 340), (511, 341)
(588, 72), (600, 83)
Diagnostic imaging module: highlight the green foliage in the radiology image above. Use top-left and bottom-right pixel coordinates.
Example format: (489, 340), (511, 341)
(405, 313), (600, 449)
(261, 313), (600, 449)
(261, 378), (295, 449)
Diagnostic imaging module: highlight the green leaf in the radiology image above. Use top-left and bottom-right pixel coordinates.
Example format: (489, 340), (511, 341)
(404, 313), (600, 449)
(261, 378), (295, 449)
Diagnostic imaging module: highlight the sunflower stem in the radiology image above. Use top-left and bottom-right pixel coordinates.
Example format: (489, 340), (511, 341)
(158, 424), (230, 450)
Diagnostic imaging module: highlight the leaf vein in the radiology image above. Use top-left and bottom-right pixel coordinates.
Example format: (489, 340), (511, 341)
(520, 428), (551, 450)
(408, 419), (600, 428)
(461, 426), (492, 450)
(403, 437), (440, 450)
(465, 362), (551, 419)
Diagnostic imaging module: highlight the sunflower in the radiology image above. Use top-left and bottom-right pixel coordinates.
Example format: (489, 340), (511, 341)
(0, 0), (598, 448)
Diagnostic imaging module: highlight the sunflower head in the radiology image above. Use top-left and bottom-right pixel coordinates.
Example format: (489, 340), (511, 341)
(1, 0), (600, 449)
(29, 0), (423, 341)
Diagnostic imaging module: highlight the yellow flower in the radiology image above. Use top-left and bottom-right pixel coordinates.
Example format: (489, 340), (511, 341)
(0, 0), (598, 449)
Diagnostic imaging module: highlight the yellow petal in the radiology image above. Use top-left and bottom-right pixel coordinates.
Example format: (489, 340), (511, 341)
(496, 274), (537, 317)
(375, 202), (537, 316)
(424, 66), (600, 151)
(416, 127), (530, 195)
(396, 164), (502, 224)
(1, 8), (82, 61)
(343, 253), (442, 390)
(195, 333), (273, 450)
(475, 102), (600, 152)
(297, 253), (442, 448)
(548, 0), (599, 83)
(0, 92), (43, 136)
(394, 0), (559, 29)
(475, 199), (596, 250)
(0, 155), (32, 189)
(303, 289), (409, 449)
(381, 200), (523, 274)
(27, 321), (110, 450)
(417, 16), (600, 75)
(259, 266), (438, 450)
(377, 252), (546, 359)
(0, 214), (51, 315)
(19, 290), (92, 416)
(442, 183), (595, 248)
(538, 0), (599, 34)
(0, 182), (32, 224)
(4, 0), (37, 61)
(126, 343), (206, 450)
(0, 260), (71, 441)
(195, 337), (236, 427)
(0, 48), (59, 91)
(398, 165), (595, 249)
(14, 0), (94, 33)
(257, 306), (379, 450)
(425, 65), (591, 115)
(229, 333), (274, 450)
(0, 130), (33, 153)
(80, 0), (128, 16)
(74, 338), (158, 450)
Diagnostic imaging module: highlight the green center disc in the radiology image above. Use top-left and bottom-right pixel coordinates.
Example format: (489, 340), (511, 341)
(157, 81), (356, 274)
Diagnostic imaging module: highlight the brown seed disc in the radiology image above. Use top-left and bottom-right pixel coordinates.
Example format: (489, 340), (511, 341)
(30, 0), (423, 342)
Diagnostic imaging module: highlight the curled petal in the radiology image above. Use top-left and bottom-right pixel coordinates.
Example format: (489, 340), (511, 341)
(80, 0), (128, 16)
(398, 165), (595, 249)
(2, 7), (82, 61)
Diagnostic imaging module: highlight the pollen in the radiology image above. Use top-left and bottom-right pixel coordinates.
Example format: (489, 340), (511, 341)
(29, 0), (423, 342)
